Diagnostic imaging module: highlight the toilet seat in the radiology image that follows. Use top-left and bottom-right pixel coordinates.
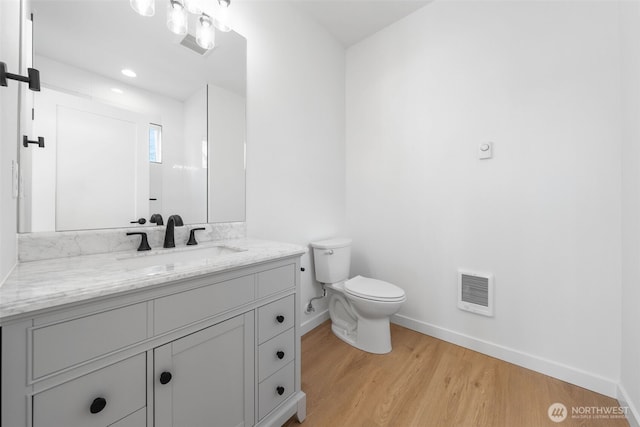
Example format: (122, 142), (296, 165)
(344, 275), (406, 302)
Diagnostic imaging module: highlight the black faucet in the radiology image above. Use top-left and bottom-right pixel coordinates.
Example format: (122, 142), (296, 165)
(163, 215), (184, 248)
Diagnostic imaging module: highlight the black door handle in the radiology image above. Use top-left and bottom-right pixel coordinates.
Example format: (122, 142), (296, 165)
(1, 62), (40, 91)
(276, 315), (285, 323)
(276, 350), (285, 359)
(23, 135), (45, 148)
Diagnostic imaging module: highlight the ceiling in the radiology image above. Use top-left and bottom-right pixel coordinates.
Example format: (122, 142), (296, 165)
(291, 1), (431, 47)
(30, 1), (429, 102)
(32, 0), (246, 101)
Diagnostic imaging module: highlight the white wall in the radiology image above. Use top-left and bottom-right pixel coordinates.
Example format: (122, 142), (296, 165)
(619, 1), (640, 423)
(346, 1), (622, 396)
(231, 2), (346, 324)
(0, 0), (21, 283)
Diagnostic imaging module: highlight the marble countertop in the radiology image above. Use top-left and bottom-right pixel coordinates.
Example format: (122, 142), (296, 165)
(0, 239), (306, 323)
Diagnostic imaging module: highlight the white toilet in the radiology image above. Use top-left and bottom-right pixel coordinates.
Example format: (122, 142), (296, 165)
(310, 238), (406, 354)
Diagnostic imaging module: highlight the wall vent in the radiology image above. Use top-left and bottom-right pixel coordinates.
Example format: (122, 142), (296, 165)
(458, 270), (494, 317)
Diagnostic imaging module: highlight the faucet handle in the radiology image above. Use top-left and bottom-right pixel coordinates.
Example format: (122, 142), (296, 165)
(187, 227), (206, 246)
(126, 232), (151, 251)
(150, 213), (164, 226)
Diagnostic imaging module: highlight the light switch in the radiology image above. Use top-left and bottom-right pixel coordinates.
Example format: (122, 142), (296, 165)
(478, 142), (493, 160)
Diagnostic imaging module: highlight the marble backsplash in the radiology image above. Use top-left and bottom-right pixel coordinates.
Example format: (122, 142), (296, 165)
(18, 222), (247, 262)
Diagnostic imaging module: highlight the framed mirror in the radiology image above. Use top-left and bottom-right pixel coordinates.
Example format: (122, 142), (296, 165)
(18, 0), (246, 233)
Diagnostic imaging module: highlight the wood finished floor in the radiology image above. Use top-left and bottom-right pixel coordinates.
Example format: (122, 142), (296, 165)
(283, 321), (628, 427)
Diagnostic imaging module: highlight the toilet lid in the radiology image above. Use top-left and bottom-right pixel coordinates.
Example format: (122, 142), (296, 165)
(344, 275), (406, 301)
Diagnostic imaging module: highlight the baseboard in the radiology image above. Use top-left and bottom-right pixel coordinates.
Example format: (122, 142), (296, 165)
(392, 314), (619, 398)
(300, 309), (329, 336)
(618, 384), (640, 427)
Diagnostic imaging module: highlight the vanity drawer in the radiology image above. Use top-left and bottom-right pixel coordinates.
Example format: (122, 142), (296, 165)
(32, 303), (148, 379)
(154, 274), (255, 335)
(258, 361), (295, 420)
(257, 264), (295, 298)
(257, 295), (295, 344)
(258, 328), (295, 382)
(33, 354), (146, 427)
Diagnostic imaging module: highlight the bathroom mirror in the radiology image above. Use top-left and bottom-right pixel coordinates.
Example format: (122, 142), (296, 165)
(18, 0), (246, 232)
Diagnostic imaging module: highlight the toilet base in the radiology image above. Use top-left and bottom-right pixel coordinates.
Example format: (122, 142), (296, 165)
(330, 317), (392, 355)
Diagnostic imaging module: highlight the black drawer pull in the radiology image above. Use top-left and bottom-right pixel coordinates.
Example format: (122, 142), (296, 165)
(276, 386), (285, 396)
(89, 397), (107, 414)
(160, 371), (172, 385)
(276, 350), (285, 359)
(276, 315), (285, 323)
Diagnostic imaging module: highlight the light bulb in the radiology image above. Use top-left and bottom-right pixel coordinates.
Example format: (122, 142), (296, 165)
(184, 0), (203, 14)
(196, 14), (216, 50)
(167, 0), (187, 35)
(213, 0), (232, 32)
(130, 0), (155, 17)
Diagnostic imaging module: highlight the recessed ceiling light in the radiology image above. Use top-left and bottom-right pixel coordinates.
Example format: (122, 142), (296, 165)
(121, 68), (137, 78)
(111, 88), (124, 94)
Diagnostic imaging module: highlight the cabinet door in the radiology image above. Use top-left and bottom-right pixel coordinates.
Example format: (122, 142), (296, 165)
(154, 313), (255, 427)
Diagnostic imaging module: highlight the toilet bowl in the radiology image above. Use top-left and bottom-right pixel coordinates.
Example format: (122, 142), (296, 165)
(327, 276), (406, 354)
(310, 238), (406, 354)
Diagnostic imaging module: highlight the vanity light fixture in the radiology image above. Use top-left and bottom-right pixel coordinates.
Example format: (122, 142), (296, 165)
(214, 0), (232, 33)
(121, 68), (137, 78)
(167, 0), (188, 35)
(131, 0), (232, 50)
(196, 14), (215, 50)
(130, 0), (155, 17)
(184, 0), (203, 14)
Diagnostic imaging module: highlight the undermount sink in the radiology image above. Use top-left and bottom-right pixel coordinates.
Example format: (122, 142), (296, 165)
(116, 244), (246, 268)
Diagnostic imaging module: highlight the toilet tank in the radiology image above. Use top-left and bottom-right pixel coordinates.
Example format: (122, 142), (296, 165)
(310, 238), (352, 284)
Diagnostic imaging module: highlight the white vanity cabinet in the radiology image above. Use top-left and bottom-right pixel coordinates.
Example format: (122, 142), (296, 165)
(1, 256), (306, 427)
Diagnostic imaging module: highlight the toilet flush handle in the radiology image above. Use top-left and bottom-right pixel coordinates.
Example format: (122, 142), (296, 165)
(325, 249), (334, 255)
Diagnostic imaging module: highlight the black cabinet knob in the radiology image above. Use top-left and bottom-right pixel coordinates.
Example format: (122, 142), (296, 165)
(89, 397), (107, 414)
(160, 371), (172, 385)
(276, 350), (285, 359)
(276, 315), (285, 323)
(276, 386), (285, 396)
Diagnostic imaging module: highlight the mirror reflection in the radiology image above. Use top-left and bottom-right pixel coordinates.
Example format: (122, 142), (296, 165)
(19, 0), (246, 233)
